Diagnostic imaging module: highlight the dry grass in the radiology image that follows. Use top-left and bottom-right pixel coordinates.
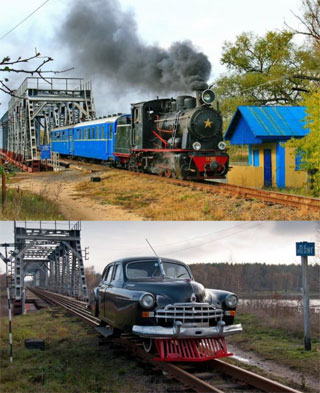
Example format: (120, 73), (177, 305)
(0, 187), (64, 220)
(239, 299), (320, 338)
(74, 170), (320, 220)
(230, 299), (320, 379)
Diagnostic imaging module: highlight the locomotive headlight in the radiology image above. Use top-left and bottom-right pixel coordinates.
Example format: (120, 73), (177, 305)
(201, 89), (216, 105)
(225, 294), (238, 308)
(218, 141), (227, 150)
(139, 293), (155, 309)
(192, 142), (201, 151)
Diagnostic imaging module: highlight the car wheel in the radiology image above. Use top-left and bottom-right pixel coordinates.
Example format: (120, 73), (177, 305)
(142, 338), (156, 353)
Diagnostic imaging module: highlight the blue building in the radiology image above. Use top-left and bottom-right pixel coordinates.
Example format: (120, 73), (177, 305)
(224, 106), (310, 188)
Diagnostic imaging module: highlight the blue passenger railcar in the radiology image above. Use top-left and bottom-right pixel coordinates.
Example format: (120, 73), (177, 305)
(51, 114), (131, 161)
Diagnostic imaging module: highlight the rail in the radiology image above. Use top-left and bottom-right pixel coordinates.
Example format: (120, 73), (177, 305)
(28, 288), (304, 393)
(128, 171), (320, 212)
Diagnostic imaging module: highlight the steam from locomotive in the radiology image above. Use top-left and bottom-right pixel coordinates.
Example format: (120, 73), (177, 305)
(60, 0), (211, 93)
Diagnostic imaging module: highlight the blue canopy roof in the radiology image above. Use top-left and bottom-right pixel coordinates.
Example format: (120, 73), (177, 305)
(224, 106), (309, 145)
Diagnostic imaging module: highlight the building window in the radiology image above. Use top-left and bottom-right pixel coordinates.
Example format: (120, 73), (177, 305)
(253, 150), (260, 167)
(295, 153), (303, 171)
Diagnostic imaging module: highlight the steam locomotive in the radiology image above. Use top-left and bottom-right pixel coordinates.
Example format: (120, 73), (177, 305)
(51, 88), (229, 180)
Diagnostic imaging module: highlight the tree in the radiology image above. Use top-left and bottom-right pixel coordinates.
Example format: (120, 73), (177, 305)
(0, 51), (71, 104)
(85, 266), (101, 289)
(287, 88), (320, 195)
(286, 0), (320, 46)
(213, 31), (318, 127)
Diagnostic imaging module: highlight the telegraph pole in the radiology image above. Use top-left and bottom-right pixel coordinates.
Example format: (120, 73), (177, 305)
(296, 241), (315, 351)
(1, 167), (6, 213)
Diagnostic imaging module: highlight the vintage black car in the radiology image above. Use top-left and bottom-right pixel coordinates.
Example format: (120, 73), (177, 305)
(91, 257), (242, 361)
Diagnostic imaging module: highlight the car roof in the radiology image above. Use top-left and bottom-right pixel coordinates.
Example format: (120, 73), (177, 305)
(110, 256), (187, 265)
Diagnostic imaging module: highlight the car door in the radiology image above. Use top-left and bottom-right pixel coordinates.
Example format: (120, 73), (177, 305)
(98, 264), (114, 320)
(105, 263), (125, 327)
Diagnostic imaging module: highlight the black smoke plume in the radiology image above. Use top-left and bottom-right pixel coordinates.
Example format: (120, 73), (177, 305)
(60, 0), (211, 92)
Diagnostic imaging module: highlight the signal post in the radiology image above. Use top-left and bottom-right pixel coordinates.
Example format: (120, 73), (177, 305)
(296, 241), (315, 351)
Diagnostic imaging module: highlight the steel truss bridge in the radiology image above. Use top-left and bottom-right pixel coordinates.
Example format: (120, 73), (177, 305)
(1, 77), (96, 171)
(0, 221), (88, 314)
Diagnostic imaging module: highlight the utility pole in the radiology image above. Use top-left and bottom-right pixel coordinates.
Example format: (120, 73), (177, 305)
(0, 242), (15, 362)
(296, 241), (315, 351)
(1, 167), (6, 213)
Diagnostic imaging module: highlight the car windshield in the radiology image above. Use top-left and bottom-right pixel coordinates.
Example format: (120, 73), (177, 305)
(126, 260), (191, 280)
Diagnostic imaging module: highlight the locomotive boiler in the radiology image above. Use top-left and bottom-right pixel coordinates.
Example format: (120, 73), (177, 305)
(114, 89), (229, 180)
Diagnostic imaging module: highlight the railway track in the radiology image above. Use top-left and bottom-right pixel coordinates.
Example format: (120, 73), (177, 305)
(128, 171), (320, 212)
(62, 158), (320, 212)
(28, 287), (304, 393)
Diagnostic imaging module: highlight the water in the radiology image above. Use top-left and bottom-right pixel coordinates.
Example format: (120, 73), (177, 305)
(239, 298), (320, 313)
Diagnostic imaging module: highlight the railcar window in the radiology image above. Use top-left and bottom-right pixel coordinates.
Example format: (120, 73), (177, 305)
(108, 124), (113, 139)
(101, 125), (105, 139)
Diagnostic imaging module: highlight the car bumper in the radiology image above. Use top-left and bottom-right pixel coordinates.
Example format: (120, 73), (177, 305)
(132, 321), (242, 339)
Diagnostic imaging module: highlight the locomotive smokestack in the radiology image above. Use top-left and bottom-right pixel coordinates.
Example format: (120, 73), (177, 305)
(195, 91), (202, 107)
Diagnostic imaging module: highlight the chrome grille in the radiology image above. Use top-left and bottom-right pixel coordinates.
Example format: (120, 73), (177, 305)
(156, 303), (223, 324)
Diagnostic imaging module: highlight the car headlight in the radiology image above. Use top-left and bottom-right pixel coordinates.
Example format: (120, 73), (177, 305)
(139, 293), (155, 309)
(225, 294), (238, 308)
(218, 141), (226, 150)
(192, 142), (201, 151)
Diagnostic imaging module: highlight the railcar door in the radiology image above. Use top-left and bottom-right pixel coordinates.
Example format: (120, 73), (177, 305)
(68, 128), (74, 155)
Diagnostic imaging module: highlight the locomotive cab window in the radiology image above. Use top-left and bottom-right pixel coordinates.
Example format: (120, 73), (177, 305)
(144, 106), (154, 120)
(133, 107), (141, 123)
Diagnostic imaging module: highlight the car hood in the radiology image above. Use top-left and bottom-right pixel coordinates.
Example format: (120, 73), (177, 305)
(124, 279), (206, 304)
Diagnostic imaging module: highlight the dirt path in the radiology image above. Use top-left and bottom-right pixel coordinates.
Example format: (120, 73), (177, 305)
(11, 167), (144, 221)
(228, 343), (319, 392)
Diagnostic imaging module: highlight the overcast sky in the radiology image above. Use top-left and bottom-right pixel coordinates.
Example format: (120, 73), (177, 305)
(0, 0), (305, 117)
(0, 221), (318, 273)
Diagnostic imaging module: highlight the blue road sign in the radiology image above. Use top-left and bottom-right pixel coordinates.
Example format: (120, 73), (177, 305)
(296, 242), (315, 257)
(40, 145), (51, 160)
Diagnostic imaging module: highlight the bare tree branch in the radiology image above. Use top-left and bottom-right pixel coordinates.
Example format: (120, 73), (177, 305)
(0, 50), (74, 102)
(285, 0), (320, 43)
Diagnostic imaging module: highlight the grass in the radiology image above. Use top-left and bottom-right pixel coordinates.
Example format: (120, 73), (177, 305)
(74, 169), (320, 220)
(0, 308), (163, 393)
(0, 188), (64, 220)
(229, 300), (320, 378)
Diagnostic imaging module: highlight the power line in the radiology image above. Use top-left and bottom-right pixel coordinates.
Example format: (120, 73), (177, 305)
(0, 0), (51, 41)
(103, 222), (263, 254)
(166, 222), (264, 256)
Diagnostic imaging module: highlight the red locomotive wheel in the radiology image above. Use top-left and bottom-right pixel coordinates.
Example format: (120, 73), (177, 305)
(164, 169), (172, 178)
